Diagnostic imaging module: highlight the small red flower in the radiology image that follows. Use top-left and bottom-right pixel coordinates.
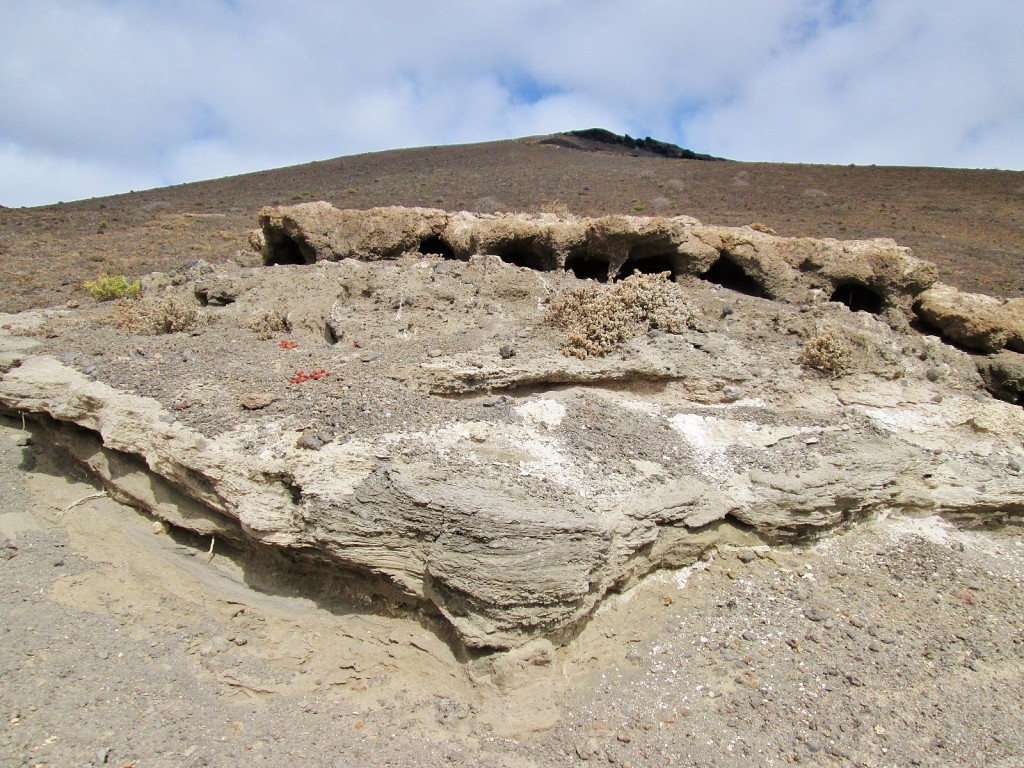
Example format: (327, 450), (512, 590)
(279, 340), (298, 349)
(289, 368), (331, 384)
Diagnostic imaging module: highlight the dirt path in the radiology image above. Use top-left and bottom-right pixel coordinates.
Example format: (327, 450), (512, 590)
(2, 416), (1023, 767)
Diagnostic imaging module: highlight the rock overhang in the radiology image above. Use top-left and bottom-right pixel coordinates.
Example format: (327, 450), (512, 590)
(256, 203), (937, 317)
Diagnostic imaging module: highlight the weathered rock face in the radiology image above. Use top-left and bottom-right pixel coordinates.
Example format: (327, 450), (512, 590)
(2, 207), (1023, 651)
(258, 204), (937, 315)
(979, 351), (1024, 404)
(914, 283), (1024, 353)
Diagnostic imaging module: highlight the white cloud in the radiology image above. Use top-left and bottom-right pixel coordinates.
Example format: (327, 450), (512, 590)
(686, 0), (1024, 167)
(0, 142), (158, 205)
(1, 0), (1021, 206)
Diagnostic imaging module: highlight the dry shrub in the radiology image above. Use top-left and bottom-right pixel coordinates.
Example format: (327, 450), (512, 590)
(539, 199), (570, 216)
(114, 296), (200, 335)
(801, 327), (852, 376)
(547, 271), (691, 358)
(247, 307), (290, 339)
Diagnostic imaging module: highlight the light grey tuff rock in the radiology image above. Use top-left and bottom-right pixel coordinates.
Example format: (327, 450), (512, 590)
(2, 208), (1023, 651)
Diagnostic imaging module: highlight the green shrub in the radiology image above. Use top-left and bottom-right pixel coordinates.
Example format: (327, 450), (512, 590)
(84, 275), (141, 301)
(547, 271), (691, 358)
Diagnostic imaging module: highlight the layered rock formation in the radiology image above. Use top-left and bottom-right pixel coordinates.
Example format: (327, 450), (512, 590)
(1, 206), (1022, 650)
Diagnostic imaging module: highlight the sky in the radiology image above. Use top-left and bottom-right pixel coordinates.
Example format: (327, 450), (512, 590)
(2, 0), (1022, 207)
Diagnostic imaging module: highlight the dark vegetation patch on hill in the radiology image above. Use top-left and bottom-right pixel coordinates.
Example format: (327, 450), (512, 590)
(540, 128), (727, 161)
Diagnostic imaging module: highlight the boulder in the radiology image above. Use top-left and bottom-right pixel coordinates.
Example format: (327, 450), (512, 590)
(915, 283), (1024, 353)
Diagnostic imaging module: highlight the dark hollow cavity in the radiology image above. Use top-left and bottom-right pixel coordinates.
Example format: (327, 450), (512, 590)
(565, 254), (610, 282)
(265, 234), (315, 266)
(419, 235), (459, 260)
(700, 253), (766, 297)
(622, 254), (676, 279)
(831, 282), (884, 314)
(492, 240), (558, 272)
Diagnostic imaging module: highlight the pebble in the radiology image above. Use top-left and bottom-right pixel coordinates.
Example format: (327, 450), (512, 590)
(741, 631), (757, 642)
(574, 738), (603, 760)
(296, 431), (325, 451)
(738, 549), (757, 563)
(198, 636), (231, 657)
(803, 607), (831, 622)
(499, 343), (516, 359)
(427, 349), (443, 358)
(361, 351), (381, 363)
(239, 392), (276, 410)
(1009, 458), (1022, 472)
(722, 386), (744, 402)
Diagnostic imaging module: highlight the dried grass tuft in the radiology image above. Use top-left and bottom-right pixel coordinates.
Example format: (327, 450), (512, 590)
(547, 271), (691, 358)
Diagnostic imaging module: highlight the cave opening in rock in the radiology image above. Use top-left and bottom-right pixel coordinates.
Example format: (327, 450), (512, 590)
(265, 234), (315, 266)
(700, 253), (766, 297)
(492, 240), (558, 271)
(565, 253), (610, 282)
(618, 238), (681, 281)
(419, 235), (459, 260)
(622, 254), (676, 279)
(831, 282), (884, 314)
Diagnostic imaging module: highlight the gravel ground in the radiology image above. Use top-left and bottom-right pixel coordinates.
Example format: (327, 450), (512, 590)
(2, 416), (1022, 767)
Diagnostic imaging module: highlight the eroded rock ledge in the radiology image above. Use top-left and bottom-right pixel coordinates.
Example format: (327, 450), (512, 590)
(2, 206), (1023, 651)
(256, 203), (937, 315)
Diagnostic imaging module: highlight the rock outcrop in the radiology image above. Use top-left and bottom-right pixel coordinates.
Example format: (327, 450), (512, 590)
(2, 207), (1023, 651)
(914, 283), (1024, 353)
(258, 204), (937, 316)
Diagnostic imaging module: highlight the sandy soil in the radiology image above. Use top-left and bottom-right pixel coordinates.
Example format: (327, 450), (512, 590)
(2, 416), (1023, 767)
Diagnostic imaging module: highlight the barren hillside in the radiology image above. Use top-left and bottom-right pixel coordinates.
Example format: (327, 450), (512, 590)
(1, 133), (1023, 313)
